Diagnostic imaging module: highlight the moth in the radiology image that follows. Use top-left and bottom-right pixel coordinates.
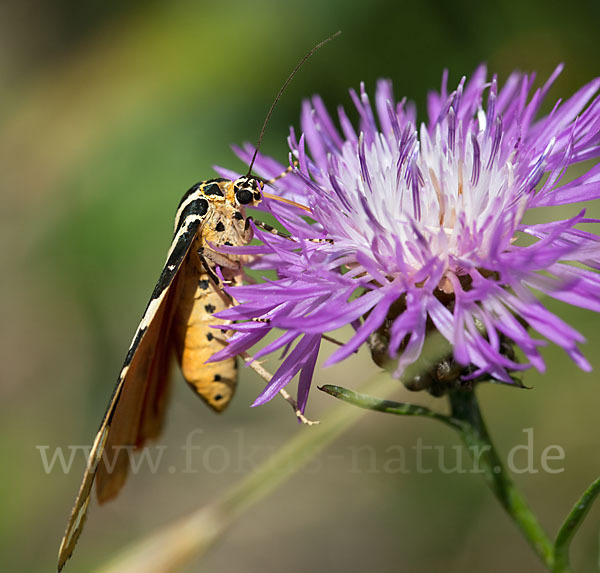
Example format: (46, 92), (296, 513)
(57, 176), (269, 570)
(57, 32), (340, 572)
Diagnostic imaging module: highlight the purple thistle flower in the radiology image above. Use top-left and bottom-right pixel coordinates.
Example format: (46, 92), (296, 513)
(215, 65), (600, 411)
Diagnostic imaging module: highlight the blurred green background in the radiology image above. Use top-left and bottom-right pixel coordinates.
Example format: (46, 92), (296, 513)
(2, 0), (599, 571)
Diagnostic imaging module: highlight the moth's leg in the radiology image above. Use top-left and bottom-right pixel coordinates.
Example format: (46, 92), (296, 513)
(197, 250), (224, 288)
(238, 216), (255, 243)
(250, 317), (349, 350)
(243, 215), (303, 243)
(199, 246), (241, 271)
(221, 323), (319, 425)
(239, 350), (319, 426)
(198, 251), (235, 307)
(195, 267), (309, 423)
(206, 269), (318, 424)
(251, 218), (292, 240)
(252, 219), (334, 245)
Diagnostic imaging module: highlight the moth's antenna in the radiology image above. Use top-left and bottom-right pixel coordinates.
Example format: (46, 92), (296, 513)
(245, 31), (342, 178)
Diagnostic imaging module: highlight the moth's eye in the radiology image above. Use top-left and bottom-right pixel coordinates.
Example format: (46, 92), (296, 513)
(235, 189), (254, 204)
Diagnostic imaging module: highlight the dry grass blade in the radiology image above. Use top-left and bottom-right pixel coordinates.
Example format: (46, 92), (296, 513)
(95, 371), (397, 573)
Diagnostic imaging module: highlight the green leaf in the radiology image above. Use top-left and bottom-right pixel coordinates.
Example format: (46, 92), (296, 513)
(318, 384), (461, 429)
(553, 476), (600, 572)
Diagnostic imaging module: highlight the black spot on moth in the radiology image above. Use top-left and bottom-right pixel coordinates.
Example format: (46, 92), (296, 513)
(203, 183), (224, 197)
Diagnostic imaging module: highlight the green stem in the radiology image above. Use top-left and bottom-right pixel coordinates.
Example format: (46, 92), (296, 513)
(448, 389), (562, 572)
(323, 383), (597, 572)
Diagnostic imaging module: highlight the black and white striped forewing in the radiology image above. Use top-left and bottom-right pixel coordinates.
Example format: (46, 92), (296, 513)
(58, 211), (205, 572)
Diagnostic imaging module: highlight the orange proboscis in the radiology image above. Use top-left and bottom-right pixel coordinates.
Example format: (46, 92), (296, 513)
(263, 192), (312, 213)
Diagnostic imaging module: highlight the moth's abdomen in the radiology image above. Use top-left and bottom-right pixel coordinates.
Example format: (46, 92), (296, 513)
(173, 269), (237, 412)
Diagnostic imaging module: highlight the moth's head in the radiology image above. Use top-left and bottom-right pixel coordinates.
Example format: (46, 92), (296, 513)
(232, 176), (263, 208)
